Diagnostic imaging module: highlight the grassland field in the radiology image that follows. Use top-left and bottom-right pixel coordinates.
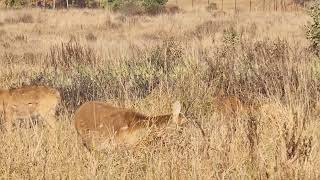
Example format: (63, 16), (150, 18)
(0, 2), (319, 179)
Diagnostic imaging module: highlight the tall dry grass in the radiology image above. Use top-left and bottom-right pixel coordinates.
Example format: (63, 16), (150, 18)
(0, 8), (319, 179)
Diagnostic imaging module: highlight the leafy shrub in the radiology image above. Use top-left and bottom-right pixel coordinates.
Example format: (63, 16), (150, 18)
(307, 3), (320, 56)
(4, 0), (28, 7)
(108, 0), (167, 15)
(143, 0), (167, 15)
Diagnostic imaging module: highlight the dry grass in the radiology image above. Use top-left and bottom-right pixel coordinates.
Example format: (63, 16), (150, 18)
(167, 0), (301, 11)
(0, 8), (319, 179)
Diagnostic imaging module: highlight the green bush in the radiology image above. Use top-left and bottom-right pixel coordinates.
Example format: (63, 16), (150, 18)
(117, 0), (144, 16)
(307, 3), (320, 56)
(108, 0), (167, 15)
(143, 0), (167, 15)
(4, 0), (28, 7)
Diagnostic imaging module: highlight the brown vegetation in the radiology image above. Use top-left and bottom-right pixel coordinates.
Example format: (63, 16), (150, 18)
(4, 13), (34, 24)
(163, 4), (181, 14)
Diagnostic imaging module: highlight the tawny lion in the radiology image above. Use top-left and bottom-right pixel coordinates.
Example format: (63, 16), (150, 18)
(212, 90), (259, 116)
(0, 85), (60, 130)
(74, 101), (187, 149)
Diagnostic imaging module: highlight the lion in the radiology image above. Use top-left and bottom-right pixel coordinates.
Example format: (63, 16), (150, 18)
(0, 85), (60, 130)
(74, 101), (187, 149)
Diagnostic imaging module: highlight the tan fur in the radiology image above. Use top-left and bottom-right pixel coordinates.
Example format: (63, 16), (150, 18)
(0, 85), (60, 130)
(212, 95), (245, 115)
(74, 101), (186, 149)
(212, 93), (259, 116)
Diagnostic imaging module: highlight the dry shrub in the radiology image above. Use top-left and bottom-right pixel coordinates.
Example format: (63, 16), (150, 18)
(3, 16), (15, 24)
(48, 41), (99, 70)
(258, 101), (313, 172)
(2, 42), (10, 49)
(41, 41), (103, 110)
(211, 10), (227, 17)
(204, 38), (317, 104)
(190, 20), (234, 39)
(142, 29), (172, 40)
(195, 38), (317, 176)
(4, 13), (34, 24)
(18, 13), (34, 23)
(29, 38), (187, 111)
(1, 51), (39, 66)
(68, 34), (79, 43)
(242, 22), (258, 38)
(105, 16), (122, 29)
(29, 69), (108, 112)
(87, 123), (208, 179)
(114, 14), (127, 23)
(2, 52), (19, 65)
(85, 32), (97, 42)
(206, 2), (218, 12)
(14, 34), (28, 41)
(293, 0), (311, 6)
(162, 4), (180, 14)
(22, 52), (38, 64)
(0, 29), (6, 37)
(126, 16), (141, 27)
(147, 38), (184, 74)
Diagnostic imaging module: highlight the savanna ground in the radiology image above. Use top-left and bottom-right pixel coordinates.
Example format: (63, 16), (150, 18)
(0, 4), (320, 179)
